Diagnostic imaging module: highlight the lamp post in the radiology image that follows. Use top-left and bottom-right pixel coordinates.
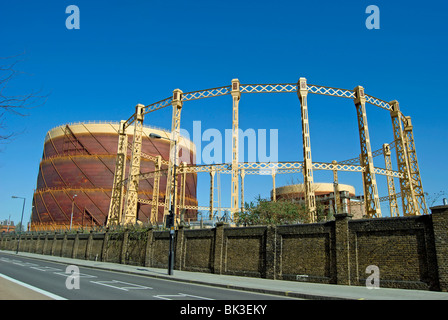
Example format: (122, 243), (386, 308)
(70, 194), (77, 231)
(149, 132), (177, 275)
(11, 196), (26, 254)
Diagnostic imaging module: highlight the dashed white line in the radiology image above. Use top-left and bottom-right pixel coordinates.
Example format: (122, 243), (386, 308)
(53, 271), (97, 278)
(30, 266), (63, 272)
(90, 280), (153, 291)
(154, 293), (214, 300)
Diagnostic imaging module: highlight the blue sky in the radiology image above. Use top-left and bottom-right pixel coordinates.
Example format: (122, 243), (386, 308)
(0, 0), (447, 226)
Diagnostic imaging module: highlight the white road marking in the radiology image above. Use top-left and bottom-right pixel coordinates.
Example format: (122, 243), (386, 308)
(30, 266), (63, 272)
(53, 271), (97, 278)
(1, 258), (39, 267)
(20, 262), (39, 267)
(153, 293), (213, 300)
(90, 280), (153, 291)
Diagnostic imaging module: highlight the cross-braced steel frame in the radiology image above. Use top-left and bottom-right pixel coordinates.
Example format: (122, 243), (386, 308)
(106, 78), (428, 226)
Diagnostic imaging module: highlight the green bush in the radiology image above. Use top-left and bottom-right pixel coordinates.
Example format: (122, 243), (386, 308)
(234, 196), (308, 225)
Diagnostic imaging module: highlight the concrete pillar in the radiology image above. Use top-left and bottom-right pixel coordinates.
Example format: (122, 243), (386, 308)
(61, 233), (68, 257)
(50, 233), (57, 256)
(42, 233), (49, 255)
(86, 231), (93, 260)
(34, 234), (40, 254)
(265, 225), (277, 279)
(175, 226), (185, 270)
(213, 222), (227, 274)
(120, 230), (130, 264)
(101, 230), (109, 262)
(431, 205), (448, 292)
(144, 227), (154, 267)
(16, 234), (23, 253)
(334, 212), (352, 285)
(72, 232), (80, 258)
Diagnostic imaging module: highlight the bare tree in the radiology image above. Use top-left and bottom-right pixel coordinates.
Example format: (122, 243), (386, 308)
(425, 191), (448, 207)
(0, 53), (47, 142)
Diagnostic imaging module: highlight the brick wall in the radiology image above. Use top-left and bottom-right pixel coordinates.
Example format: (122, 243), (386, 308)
(2, 206), (447, 291)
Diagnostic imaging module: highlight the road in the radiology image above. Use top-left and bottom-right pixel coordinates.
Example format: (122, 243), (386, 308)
(0, 252), (300, 301)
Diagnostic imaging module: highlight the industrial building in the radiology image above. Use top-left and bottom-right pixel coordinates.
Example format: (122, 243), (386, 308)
(272, 183), (363, 219)
(0, 220), (15, 233)
(30, 122), (197, 231)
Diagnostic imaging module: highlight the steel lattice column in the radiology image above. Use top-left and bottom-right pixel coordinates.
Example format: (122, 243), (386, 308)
(107, 120), (128, 226)
(383, 143), (400, 217)
(210, 166), (215, 220)
(150, 155), (162, 224)
(164, 89), (183, 224)
(180, 162), (187, 216)
(404, 116), (428, 215)
(354, 86), (381, 218)
(332, 160), (341, 214)
(297, 77), (316, 222)
(123, 104), (145, 225)
(389, 101), (418, 216)
(240, 169), (246, 211)
(217, 171), (221, 217)
(230, 79), (240, 220)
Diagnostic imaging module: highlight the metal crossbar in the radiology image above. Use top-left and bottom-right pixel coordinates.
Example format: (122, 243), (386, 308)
(182, 86), (231, 101)
(240, 83), (297, 94)
(339, 140), (397, 165)
(365, 94), (392, 111)
(143, 97), (173, 115)
(307, 84), (355, 99)
(138, 160), (402, 178)
(140, 83), (395, 116)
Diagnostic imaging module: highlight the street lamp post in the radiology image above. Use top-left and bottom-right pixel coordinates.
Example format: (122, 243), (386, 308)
(149, 132), (177, 275)
(70, 194), (77, 231)
(11, 196), (26, 254)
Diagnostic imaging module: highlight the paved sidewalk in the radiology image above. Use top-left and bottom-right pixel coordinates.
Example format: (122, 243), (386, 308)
(2, 250), (448, 300)
(0, 275), (54, 300)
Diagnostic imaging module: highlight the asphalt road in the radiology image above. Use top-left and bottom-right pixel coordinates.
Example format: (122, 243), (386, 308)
(0, 252), (300, 301)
